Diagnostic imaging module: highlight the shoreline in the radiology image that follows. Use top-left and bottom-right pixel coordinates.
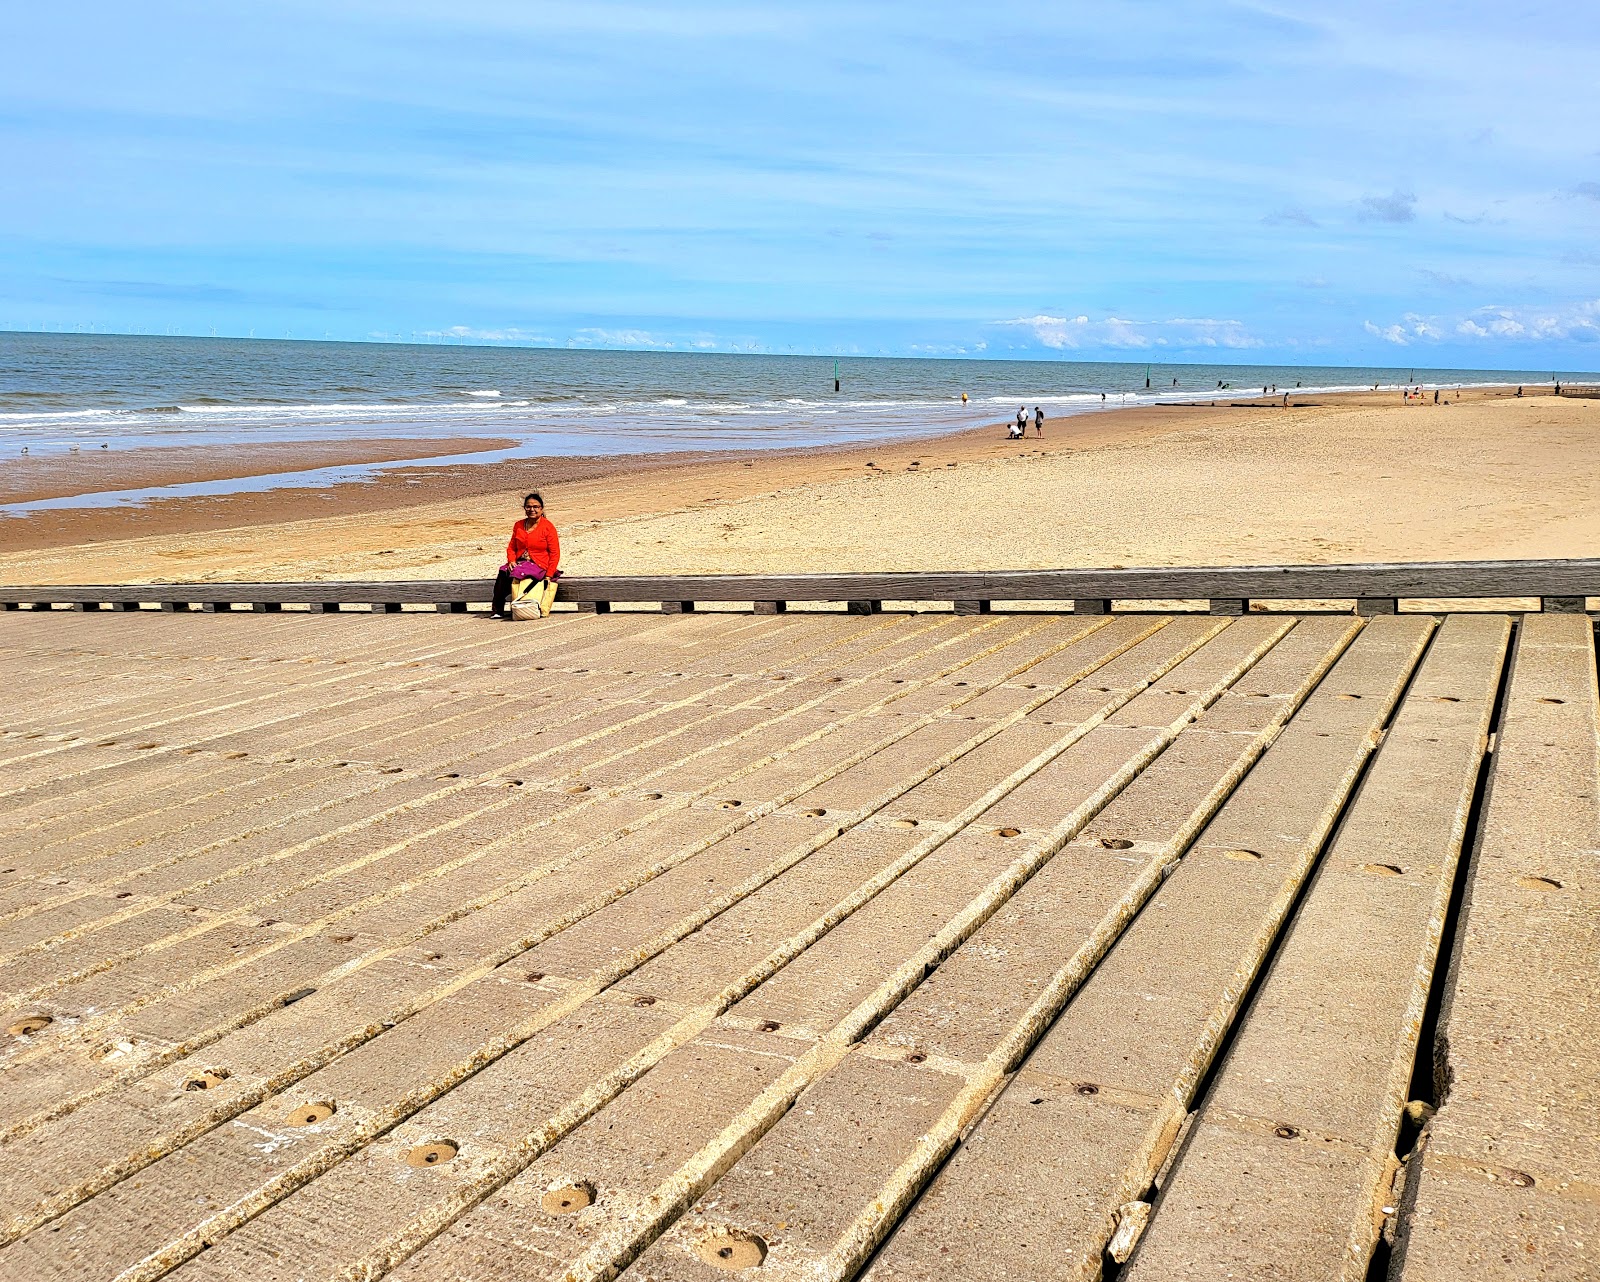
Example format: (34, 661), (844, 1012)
(0, 385), (1594, 587)
(0, 384), (1565, 551)
(0, 436), (520, 507)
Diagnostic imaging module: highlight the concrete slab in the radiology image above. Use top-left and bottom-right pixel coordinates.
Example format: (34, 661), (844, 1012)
(1394, 613), (1600, 1280)
(0, 610), (1590, 1282)
(1123, 615), (1511, 1281)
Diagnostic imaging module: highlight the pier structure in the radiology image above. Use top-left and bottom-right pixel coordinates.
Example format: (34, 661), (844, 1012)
(0, 576), (1594, 1281)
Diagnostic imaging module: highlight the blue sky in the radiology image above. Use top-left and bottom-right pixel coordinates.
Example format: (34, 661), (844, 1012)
(4, 1), (1599, 367)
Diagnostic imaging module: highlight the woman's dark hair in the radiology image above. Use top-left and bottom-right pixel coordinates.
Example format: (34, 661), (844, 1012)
(523, 492), (544, 506)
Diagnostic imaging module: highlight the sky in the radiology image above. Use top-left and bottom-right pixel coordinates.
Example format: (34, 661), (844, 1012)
(3, 1), (1599, 368)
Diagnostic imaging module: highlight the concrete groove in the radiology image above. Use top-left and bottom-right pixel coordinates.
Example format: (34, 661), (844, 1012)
(854, 616), (1438, 1282)
(0, 616), (1183, 1281)
(4, 610), (1582, 1282)
(519, 618), (1295, 1282)
(1118, 615), (1512, 1281)
(0, 617), (920, 1030)
(1386, 614), (1600, 1282)
(374, 622), (1359, 1282)
(0, 652), (800, 916)
(1, 652), (457, 769)
(0, 774), (405, 923)
(0, 614), (928, 1088)
(0, 620), (1062, 1152)
(761, 622), (1363, 1282)
(0, 650), (507, 804)
(1, 760), (420, 889)
(0, 614), (1097, 1166)
(0, 611), (682, 801)
(0, 617), (897, 983)
(3, 615), (688, 780)
(290, 620), (1245, 1282)
(1, 755), (362, 859)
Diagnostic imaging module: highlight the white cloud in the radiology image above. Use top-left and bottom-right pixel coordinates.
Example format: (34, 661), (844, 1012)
(418, 325), (753, 352)
(418, 325), (555, 343)
(1367, 300), (1600, 345)
(1455, 302), (1600, 342)
(907, 342), (985, 355)
(569, 327), (676, 349)
(1356, 189), (1417, 224)
(1364, 320), (1410, 345)
(995, 313), (1263, 350)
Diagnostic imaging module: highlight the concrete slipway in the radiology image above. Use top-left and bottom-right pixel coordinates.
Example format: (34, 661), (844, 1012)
(0, 608), (1594, 1282)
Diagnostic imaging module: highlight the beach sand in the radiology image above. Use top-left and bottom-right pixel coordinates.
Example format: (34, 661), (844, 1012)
(0, 387), (1593, 586)
(0, 437), (519, 506)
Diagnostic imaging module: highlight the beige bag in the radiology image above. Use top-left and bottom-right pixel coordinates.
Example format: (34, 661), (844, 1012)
(509, 577), (542, 621)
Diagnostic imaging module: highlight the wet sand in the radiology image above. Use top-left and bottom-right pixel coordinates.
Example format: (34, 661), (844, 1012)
(0, 386), (1594, 586)
(0, 437), (519, 506)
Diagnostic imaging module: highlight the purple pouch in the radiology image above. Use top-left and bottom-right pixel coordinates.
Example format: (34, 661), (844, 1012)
(508, 562), (546, 581)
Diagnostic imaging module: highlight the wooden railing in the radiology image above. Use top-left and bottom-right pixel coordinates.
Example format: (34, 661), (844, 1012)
(2, 560), (1597, 615)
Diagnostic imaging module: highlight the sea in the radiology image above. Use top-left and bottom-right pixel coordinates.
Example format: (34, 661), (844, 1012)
(1, 331), (1590, 511)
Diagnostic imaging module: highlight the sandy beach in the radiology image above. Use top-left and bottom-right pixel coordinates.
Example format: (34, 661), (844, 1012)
(0, 386), (1593, 587)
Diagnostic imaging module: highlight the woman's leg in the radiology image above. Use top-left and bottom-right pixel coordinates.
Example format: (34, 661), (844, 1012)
(491, 569), (513, 615)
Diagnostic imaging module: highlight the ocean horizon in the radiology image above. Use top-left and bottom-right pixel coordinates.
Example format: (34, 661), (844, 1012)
(3, 331), (1593, 463)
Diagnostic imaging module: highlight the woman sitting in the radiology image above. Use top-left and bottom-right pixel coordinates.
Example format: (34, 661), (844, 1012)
(490, 491), (561, 619)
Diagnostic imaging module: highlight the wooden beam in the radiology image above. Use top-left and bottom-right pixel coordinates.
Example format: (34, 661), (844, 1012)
(953, 600), (990, 616)
(1542, 596), (1587, 613)
(1357, 598), (1399, 616)
(6, 561), (1600, 614)
(754, 600), (787, 615)
(1208, 599), (1248, 615)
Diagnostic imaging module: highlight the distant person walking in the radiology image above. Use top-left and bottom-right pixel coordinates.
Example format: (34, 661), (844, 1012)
(1016, 407), (1027, 436)
(1033, 406), (1044, 436)
(491, 492), (561, 620)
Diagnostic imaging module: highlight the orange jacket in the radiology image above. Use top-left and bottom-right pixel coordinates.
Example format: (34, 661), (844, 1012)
(505, 518), (560, 577)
